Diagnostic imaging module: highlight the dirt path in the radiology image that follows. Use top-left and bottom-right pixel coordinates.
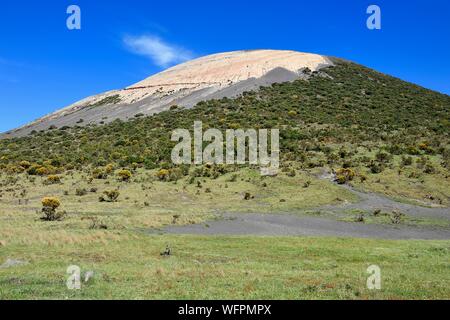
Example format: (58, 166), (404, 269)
(163, 213), (450, 240)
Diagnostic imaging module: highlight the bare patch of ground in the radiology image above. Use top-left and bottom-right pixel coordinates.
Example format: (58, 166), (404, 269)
(160, 182), (450, 239)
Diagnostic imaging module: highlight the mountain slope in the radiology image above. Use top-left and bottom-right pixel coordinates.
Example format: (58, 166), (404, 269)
(3, 50), (332, 138)
(1, 57), (449, 205)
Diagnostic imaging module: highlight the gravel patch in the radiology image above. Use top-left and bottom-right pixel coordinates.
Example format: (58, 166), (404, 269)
(162, 213), (450, 240)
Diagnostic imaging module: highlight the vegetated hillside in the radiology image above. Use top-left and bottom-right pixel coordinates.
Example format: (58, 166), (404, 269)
(1, 59), (449, 183)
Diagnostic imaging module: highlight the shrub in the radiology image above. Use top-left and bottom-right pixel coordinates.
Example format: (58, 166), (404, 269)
(407, 146), (420, 155)
(369, 162), (383, 174)
(76, 188), (88, 196)
(117, 169), (132, 182)
(390, 210), (404, 224)
(172, 214), (180, 224)
(419, 143), (434, 154)
(19, 161), (31, 169)
(41, 197), (65, 221)
(92, 168), (107, 179)
(424, 164), (435, 174)
(105, 163), (115, 174)
(100, 190), (120, 202)
(26, 164), (41, 175)
(401, 156), (413, 166)
(6, 165), (22, 173)
(169, 168), (183, 182)
(243, 192), (253, 200)
(375, 152), (391, 163)
(28, 165), (49, 176)
(44, 175), (61, 185)
(335, 168), (355, 184)
(42, 197), (60, 209)
(36, 166), (50, 176)
(156, 169), (170, 181)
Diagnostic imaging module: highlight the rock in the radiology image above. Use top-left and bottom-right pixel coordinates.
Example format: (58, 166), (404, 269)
(84, 271), (94, 282)
(0, 259), (29, 269)
(260, 167), (279, 176)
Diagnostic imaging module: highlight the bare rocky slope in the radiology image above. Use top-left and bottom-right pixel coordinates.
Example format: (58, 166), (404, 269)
(3, 50), (332, 138)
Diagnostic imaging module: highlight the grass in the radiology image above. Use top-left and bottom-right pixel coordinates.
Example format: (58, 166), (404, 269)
(0, 168), (357, 232)
(87, 94), (122, 108)
(1, 234), (449, 299)
(0, 168), (449, 299)
(351, 155), (450, 207)
(338, 209), (450, 228)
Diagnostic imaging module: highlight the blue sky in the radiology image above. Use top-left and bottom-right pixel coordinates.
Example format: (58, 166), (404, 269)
(0, 0), (449, 133)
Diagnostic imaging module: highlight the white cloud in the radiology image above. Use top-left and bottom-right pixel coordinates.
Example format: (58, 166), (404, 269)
(123, 35), (194, 68)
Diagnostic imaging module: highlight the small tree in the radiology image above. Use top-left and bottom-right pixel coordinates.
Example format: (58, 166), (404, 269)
(41, 197), (65, 221)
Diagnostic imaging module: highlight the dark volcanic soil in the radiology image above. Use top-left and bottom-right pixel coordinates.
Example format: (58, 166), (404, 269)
(158, 184), (450, 240)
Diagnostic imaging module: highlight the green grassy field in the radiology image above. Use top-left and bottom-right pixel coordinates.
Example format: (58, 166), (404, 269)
(1, 234), (449, 299)
(350, 154), (450, 207)
(1, 168), (449, 299)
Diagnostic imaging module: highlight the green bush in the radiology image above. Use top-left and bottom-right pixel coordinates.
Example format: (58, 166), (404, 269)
(41, 197), (65, 221)
(100, 190), (120, 202)
(335, 168), (355, 184)
(117, 169), (132, 182)
(44, 175), (61, 185)
(92, 168), (108, 179)
(157, 169), (170, 181)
